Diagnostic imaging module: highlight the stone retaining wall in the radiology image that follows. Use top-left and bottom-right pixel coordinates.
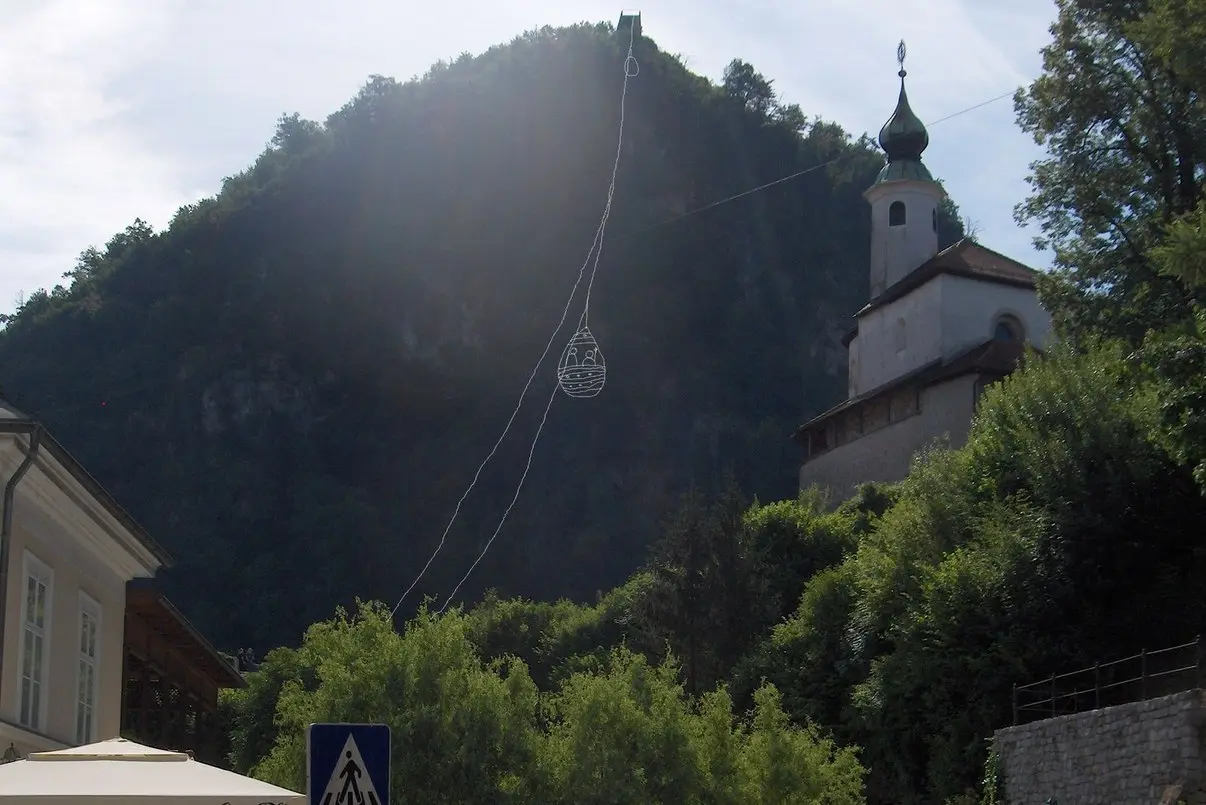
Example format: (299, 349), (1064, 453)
(992, 690), (1206, 804)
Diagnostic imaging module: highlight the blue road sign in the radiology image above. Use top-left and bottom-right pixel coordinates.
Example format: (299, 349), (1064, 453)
(306, 723), (391, 805)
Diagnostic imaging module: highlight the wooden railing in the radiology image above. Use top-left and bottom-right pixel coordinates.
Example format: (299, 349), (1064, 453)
(1012, 636), (1204, 726)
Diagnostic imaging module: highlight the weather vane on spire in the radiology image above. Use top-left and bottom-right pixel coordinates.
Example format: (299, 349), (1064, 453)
(897, 39), (907, 78)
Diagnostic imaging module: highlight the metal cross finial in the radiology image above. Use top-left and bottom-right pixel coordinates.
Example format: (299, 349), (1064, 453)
(897, 39), (907, 78)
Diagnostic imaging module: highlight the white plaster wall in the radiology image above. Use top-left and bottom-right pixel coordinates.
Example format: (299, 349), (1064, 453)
(799, 375), (978, 501)
(0, 452), (129, 753)
(851, 275), (1052, 396)
(866, 180), (942, 297)
(938, 274), (1052, 356)
(850, 279), (944, 397)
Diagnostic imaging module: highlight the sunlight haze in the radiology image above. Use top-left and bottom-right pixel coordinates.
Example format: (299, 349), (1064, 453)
(0, 0), (1056, 314)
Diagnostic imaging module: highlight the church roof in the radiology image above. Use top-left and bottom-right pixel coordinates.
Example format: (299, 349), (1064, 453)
(878, 76), (928, 161)
(790, 337), (1034, 446)
(871, 42), (935, 187)
(855, 238), (1039, 319)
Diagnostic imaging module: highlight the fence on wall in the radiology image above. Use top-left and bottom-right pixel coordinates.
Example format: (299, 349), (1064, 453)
(1012, 636), (1204, 726)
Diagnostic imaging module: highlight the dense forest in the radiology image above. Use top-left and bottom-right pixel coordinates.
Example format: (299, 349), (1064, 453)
(7, 0), (1206, 801)
(0, 20), (959, 651)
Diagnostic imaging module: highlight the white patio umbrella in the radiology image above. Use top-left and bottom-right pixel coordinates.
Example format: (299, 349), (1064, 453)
(0, 737), (304, 804)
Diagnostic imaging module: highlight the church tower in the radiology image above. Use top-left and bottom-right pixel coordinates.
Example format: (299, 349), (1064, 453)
(791, 41), (1052, 503)
(864, 41), (945, 298)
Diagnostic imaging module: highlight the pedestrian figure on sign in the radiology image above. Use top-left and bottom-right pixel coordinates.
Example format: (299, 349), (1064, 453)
(338, 750), (365, 805)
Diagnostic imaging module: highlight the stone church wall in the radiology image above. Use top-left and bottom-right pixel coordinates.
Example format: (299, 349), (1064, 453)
(992, 690), (1206, 804)
(798, 373), (977, 501)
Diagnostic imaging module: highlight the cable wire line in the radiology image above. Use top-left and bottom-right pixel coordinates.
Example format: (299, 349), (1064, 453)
(423, 83), (1022, 614)
(392, 20), (640, 616)
(390, 72), (1022, 617)
(611, 88), (1020, 243)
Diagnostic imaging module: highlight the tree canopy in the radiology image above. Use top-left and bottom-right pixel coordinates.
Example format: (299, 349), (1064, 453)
(234, 601), (866, 804)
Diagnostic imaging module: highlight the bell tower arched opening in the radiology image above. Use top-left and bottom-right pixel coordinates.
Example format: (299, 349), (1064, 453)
(889, 201), (906, 227)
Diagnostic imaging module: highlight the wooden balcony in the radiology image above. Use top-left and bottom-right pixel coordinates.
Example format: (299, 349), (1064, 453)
(120, 583), (245, 766)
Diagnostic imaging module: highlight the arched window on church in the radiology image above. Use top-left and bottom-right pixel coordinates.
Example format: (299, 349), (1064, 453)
(889, 201), (906, 227)
(993, 315), (1023, 343)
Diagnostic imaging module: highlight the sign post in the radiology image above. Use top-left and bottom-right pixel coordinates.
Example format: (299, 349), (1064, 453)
(306, 723), (391, 805)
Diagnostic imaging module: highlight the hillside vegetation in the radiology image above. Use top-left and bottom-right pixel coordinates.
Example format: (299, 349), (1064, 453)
(0, 22), (960, 649)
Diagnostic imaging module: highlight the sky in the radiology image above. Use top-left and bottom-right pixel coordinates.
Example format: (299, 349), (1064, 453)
(0, 0), (1057, 316)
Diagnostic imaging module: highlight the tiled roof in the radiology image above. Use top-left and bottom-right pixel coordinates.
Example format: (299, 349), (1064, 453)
(839, 239), (1039, 346)
(856, 238), (1038, 317)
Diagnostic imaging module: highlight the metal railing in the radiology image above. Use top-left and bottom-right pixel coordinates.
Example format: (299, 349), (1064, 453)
(1012, 636), (1204, 726)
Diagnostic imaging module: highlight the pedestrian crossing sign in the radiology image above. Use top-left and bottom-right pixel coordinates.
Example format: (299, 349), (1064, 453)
(306, 723), (391, 805)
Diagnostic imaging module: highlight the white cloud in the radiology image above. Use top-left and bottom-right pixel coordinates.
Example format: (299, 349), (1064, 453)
(0, 0), (1058, 313)
(0, 0), (193, 304)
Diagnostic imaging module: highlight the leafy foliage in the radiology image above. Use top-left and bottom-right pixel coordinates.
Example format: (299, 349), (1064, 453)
(1014, 0), (1206, 343)
(236, 601), (866, 804)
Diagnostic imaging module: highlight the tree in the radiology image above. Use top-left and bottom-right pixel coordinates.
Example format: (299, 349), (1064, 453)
(741, 488), (862, 623)
(722, 59), (777, 116)
(241, 602), (867, 803)
(1014, 0), (1206, 343)
(252, 602), (542, 803)
(1130, 0), (1206, 89)
(1138, 199), (1206, 491)
(536, 648), (866, 803)
(631, 483), (765, 695)
(221, 646), (315, 775)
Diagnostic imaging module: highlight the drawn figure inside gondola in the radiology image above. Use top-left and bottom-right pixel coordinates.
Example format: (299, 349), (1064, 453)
(557, 326), (606, 398)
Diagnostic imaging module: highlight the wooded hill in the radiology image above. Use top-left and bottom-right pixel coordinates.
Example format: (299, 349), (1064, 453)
(0, 22), (961, 649)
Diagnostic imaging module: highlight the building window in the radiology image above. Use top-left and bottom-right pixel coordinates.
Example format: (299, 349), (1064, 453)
(932, 208), (937, 232)
(811, 427), (828, 454)
(841, 409), (863, 443)
(76, 592), (101, 744)
(994, 315), (1024, 343)
(890, 387), (920, 421)
(864, 398), (890, 432)
(889, 201), (906, 227)
(19, 551), (52, 731)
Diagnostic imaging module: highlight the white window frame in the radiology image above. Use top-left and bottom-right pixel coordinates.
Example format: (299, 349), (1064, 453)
(75, 591), (102, 745)
(18, 550), (53, 732)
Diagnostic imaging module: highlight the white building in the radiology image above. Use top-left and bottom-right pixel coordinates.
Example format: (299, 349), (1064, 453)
(794, 54), (1053, 500)
(0, 397), (172, 758)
